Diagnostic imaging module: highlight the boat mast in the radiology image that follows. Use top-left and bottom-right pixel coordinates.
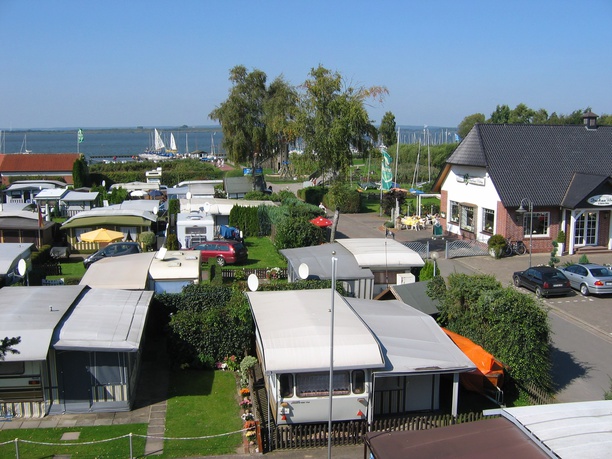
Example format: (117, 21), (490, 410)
(393, 127), (400, 187)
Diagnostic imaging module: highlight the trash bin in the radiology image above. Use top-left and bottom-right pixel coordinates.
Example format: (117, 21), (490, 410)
(432, 223), (443, 239)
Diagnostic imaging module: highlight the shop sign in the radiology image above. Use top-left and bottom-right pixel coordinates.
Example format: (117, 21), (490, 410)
(587, 194), (612, 206)
(456, 173), (486, 186)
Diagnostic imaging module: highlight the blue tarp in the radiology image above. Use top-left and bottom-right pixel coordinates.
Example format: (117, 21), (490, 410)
(219, 225), (237, 239)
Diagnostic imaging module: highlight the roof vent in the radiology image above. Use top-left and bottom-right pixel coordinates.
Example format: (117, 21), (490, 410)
(582, 110), (598, 130)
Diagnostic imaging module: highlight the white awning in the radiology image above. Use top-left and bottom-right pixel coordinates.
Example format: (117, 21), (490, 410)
(337, 238), (424, 269)
(80, 252), (155, 289)
(0, 286), (86, 361)
(247, 289), (385, 373)
(53, 289), (153, 352)
(348, 298), (475, 375)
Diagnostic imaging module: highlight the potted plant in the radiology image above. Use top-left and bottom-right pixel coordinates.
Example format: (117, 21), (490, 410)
(487, 234), (507, 259)
(556, 230), (566, 256)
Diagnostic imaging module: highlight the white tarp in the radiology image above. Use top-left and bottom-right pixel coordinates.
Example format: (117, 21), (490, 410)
(337, 238), (424, 269)
(247, 289), (385, 373)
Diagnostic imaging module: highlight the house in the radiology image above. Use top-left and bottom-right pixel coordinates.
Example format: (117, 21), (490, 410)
(224, 176), (260, 198)
(433, 113), (612, 255)
(61, 207), (157, 250)
(0, 153), (80, 186)
(374, 281), (440, 317)
(0, 286), (153, 416)
(246, 289), (475, 425)
(33, 187), (69, 215)
(0, 242), (33, 287)
(280, 238), (424, 299)
(3, 180), (67, 204)
(365, 400), (612, 459)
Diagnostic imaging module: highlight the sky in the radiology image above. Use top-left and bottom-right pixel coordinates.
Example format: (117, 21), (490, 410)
(1, 0), (611, 130)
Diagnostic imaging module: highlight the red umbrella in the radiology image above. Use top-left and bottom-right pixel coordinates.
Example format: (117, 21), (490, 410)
(310, 216), (333, 228)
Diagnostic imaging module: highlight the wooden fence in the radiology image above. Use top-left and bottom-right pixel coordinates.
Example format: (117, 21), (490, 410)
(221, 267), (287, 280)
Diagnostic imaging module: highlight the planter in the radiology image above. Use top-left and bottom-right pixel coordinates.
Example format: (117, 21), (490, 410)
(557, 242), (564, 256)
(489, 247), (504, 259)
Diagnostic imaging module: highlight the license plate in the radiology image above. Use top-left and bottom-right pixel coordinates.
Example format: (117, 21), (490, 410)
(553, 284), (563, 287)
(606, 282), (612, 286)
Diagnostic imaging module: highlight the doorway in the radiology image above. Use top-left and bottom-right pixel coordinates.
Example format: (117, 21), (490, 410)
(574, 211), (598, 247)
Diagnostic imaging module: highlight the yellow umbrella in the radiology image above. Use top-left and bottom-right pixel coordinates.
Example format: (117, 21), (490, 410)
(79, 228), (125, 243)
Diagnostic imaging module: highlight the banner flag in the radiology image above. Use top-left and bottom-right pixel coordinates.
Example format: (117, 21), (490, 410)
(37, 204), (43, 228)
(78, 129), (84, 143)
(381, 149), (393, 191)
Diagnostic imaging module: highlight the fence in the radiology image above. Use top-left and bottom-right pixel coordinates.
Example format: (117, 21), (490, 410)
(445, 239), (490, 259)
(401, 240), (430, 260)
(221, 267), (287, 280)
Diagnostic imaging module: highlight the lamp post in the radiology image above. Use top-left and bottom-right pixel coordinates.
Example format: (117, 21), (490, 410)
(516, 198), (534, 267)
(431, 252), (439, 276)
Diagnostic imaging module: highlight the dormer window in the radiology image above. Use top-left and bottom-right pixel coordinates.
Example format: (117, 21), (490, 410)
(582, 111), (598, 129)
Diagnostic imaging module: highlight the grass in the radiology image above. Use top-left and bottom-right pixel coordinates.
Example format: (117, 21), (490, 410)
(0, 424), (148, 458)
(0, 370), (242, 458)
(235, 236), (286, 269)
(47, 257), (87, 283)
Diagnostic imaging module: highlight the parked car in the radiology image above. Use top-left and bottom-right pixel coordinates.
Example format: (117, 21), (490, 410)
(512, 266), (571, 298)
(557, 263), (612, 296)
(83, 242), (142, 268)
(188, 240), (248, 266)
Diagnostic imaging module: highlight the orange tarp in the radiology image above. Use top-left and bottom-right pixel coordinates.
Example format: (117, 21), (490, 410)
(443, 328), (505, 394)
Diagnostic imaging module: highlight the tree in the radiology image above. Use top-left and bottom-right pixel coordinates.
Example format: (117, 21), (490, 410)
(297, 65), (385, 182)
(263, 76), (299, 170)
(457, 113), (485, 139)
(72, 154), (89, 188)
(489, 104), (511, 123)
(379, 111), (397, 147)
(210, 65), (268, 165)
(509, 103), (536, 124)
(0, 336), (20, 360)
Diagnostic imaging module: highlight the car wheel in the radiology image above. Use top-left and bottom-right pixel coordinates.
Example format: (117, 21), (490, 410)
(580, 283), (590, 296)
(216, 256), (226, 267)
(535, 287), (543, 298)
(513, 276), (521, 287)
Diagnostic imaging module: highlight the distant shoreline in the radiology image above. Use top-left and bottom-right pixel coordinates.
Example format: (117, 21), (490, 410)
(0, 126), (222, 134)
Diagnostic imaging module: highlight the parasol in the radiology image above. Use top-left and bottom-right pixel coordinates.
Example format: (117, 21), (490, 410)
(79, 228), (125, 243)
(310, 216), (333, 228)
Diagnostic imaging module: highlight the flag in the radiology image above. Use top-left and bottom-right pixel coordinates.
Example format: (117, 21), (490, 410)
(381, 149), (393, 191)
(37, 204), (43, 228)
(78, 129), (84, 143)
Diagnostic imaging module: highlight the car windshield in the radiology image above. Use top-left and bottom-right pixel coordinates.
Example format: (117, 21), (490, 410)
(544, 272), (567, 282)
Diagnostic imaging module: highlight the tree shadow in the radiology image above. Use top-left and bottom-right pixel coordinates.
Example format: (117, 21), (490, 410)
(550, 344), (592, 392)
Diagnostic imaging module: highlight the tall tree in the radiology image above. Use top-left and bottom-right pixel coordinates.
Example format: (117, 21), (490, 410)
(297, 65), (385, 181)
(209, 65), (268, 165)
(509, 103), (536, 124)
(489, 104), (511, 123)
(72, 154), (89, 188)
(457, 113), (485, 139)
(263, 76), (299, 170)
(379, 111), (397, 147)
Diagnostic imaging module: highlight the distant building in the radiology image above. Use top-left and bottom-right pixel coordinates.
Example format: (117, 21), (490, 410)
(0, 153), (80, 186)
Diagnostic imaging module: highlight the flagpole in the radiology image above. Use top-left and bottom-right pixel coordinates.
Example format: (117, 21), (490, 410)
(77, 130), (79, 154)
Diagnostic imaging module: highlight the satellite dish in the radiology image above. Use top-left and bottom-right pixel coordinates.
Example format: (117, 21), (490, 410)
(298, 263), (310, 280)
(247, 274), (259, 292)
(17, 259), (26, 277)
(153, 206), (159, 215)
(203, 202), (211, 213)
(186, 192), (192, 200)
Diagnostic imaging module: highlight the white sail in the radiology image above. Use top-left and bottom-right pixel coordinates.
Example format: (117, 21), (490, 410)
(168, 133), (177, 152)
(154, 129), (165, 151)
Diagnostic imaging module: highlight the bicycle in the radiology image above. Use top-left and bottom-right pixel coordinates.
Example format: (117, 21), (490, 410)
(504, 238), (527, 256)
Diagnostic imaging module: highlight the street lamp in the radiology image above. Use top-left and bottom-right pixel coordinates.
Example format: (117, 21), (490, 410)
(516, 198), (534, 267)
(431, 252), (439, 276)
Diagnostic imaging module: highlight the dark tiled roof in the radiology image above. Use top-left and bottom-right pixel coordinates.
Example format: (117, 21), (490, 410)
(447, 124), (612, 207)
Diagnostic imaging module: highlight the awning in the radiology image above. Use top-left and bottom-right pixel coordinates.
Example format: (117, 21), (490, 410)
(62, 215), (152, 229)
(80, 252), (155, 289)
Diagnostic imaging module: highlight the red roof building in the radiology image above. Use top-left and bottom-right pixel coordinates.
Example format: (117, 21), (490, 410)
(0, 153), (80, 185)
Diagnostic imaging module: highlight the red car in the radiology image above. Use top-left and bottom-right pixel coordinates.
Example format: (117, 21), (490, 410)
(189, 240), (248, 266)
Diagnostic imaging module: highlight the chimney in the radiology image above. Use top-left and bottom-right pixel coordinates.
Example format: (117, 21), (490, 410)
(582, 110), (598, 130)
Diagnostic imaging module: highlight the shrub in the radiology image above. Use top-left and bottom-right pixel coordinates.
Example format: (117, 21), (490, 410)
(139, 231), (156, 251)
(419, 260), (437, 281)
(579, 254), (590, 264)
(487, 234), (506, 259)
(326, 182), (361, 213)
(166, 233), (179, 250)
(556, 230), (566, 244)
(273, 216), (324, 249)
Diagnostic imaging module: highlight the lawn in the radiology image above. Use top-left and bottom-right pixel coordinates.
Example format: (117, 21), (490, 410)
(237, 236), (286, 269)
(46, 256), (87, 283)
(0, 371), (242, 459)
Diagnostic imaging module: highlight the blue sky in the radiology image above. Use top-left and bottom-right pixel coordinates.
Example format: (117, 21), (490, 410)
(1, 0), (611, 129)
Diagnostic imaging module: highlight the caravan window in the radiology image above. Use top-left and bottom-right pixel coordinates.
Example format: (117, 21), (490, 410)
(352, 370), (365, 394)
(0, 361), (25, 375)
(279, 373), (294, 398)
(296, 372), (350, 397)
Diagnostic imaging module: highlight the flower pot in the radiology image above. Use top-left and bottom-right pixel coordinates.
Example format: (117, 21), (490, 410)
(489, 247), (503, 259)
(557, 242), (564, 256)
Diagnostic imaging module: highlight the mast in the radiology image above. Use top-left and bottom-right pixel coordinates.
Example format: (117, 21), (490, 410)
(393, 127), (400, 188)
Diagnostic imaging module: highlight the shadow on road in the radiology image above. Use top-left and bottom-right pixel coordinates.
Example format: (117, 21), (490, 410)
(550, 345), (591, 392)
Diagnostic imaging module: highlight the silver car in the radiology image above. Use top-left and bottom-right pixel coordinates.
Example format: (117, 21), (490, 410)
(558, 263), (612, 296)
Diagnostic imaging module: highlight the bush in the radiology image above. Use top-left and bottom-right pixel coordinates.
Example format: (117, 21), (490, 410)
(166, 234), (179, 250)
(273, 216), (324, 250)
(139, 231), (156, 251)
(326, 182), (360, 213)
(487, 234), (506, 259)
(556, 230), (566, 244)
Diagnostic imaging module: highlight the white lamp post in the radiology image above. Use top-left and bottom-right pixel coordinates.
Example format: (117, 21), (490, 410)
(516, 198), (534, 267)
(431, 251), (439, 276)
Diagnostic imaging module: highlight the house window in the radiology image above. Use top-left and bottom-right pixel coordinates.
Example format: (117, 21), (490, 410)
(279, 373), (294, 398)
(523, 212), (549, 236)
(482, 208), (495, 233)
(352, 370), (365, 394)
(0, 361), (25, 375)
(296, 372), (350, 397)
(460, 205), (475, 232)
(449, 201), (459, 223)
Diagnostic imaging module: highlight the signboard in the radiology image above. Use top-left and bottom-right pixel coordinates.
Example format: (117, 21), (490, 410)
(587, 194), (612, 206)
(243, 168), (252, 176)
(456, 174), (486, 186)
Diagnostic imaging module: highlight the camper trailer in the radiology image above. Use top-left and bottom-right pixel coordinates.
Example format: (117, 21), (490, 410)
(176, 211), (215, 249)
(247, 289), (385, 425)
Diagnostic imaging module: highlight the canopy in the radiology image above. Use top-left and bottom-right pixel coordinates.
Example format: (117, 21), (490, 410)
(79, 228), (125, 243)
(310, 216), (333, 228)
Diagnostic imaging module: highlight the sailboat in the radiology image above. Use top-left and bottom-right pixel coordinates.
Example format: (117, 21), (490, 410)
(19, 134), (32, 154)
(140, 128), (174, 161)
(166, 132), (178, 153)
